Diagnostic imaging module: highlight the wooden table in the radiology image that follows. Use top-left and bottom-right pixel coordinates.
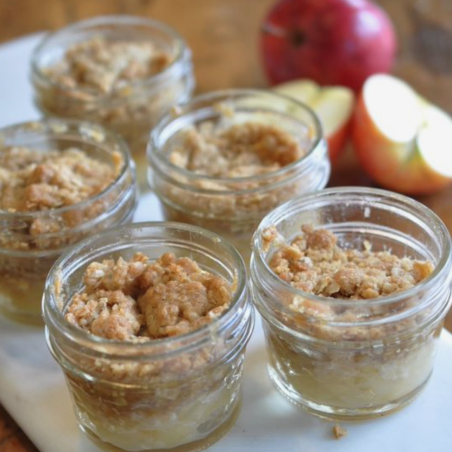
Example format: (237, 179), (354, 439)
(1, 1), (452, 450)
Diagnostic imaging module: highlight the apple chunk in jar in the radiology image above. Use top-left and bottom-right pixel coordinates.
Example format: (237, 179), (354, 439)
(148, 89), (330, 262)
(251, 187), (452, 420)
(43, 222), (254, 452)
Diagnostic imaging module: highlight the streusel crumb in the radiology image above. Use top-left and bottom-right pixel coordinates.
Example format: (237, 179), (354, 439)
(65, 252), (232, 340)
(45, 37), (171, 94)
(267, 224), (434, 299)
(332, 424), (347, 440)
(0, 146), (121, 213)
(169, 121), (305, 178)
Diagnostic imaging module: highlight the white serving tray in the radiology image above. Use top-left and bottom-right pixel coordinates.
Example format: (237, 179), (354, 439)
(1, 34), (452, 452)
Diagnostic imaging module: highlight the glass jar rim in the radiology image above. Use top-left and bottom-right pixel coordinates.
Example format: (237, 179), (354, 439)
(43, 221), (251, 359)
(31, 15), (190, 101)
(147, 88), (326, 191)
(251, 186), (452, 309)
(0, 118), (133, 220)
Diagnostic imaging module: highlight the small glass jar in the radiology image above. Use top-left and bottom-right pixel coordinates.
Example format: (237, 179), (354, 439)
(31, 15), (195, 183)
(0, 119), (137, 324)
(43, 222), (254, 452)
(250, 187), (452, 420)
(148, 89), (330, 262)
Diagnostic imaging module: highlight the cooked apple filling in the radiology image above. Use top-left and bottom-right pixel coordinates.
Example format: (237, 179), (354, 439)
(63, 252), (242, 452)
(262, 224), (438, 415)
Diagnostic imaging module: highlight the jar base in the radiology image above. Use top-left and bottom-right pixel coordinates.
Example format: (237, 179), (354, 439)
(79, 397), (242, 452)
(268, 365), (431, 421)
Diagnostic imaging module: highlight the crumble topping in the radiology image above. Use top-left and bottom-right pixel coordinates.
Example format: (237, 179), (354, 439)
(332, 424), (347, 440)
(0, 146), (121, 213)
(65, 252), (232, 340)
(168, 121), (305, 178)
(267, 224), (434, 299)
(45, 37), (171, 95)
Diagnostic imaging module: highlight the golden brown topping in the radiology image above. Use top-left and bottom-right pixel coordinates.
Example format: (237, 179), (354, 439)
(45, 37), (171, 94)
(332, 424), (347, 440)
(262, 226), (280, 252)
(268, 225), (434, 299)
(169, 121), (305, 178)
(0, 147), (121, 213)
(66, 252), (232, 341)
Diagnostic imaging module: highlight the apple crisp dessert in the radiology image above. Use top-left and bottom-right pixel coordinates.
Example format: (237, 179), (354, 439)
(61, 252), (245, 452)
(33, 31), (194, 185)
(153, 113), (321, 261)
(0, 145), (126, 322)
(260, 224), (440, 418)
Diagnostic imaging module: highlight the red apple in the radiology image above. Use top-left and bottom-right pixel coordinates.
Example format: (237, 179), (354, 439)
(274, 79), (355, 161)
(261, 0), (397, 92)
(352, 74), (452, 195)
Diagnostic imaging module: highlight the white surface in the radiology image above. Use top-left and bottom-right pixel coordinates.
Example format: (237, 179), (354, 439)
(1, 33), (452, 452)
(0, 33), (42, 127)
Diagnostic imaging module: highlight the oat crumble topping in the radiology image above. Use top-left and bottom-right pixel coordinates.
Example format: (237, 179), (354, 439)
(45, 37), (171, 95)
(168, 121), (305, 178)
(0, 146), (121, 213)
(267, 225), (434, 299)
(66, 252), (232, 340)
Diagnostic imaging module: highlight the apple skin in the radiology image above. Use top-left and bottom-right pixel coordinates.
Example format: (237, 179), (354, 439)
(261, 0), (397, 92)
(328, 119), (351, 162)
(352, 94), (452, 195)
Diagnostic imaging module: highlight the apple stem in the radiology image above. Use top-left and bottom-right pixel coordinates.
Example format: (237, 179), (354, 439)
(262, 23), (305, 46)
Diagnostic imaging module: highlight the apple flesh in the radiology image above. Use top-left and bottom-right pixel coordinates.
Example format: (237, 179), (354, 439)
(261, 0), (397, 92)
(274, 80), (355, 161)
(352, 74), (452, 195)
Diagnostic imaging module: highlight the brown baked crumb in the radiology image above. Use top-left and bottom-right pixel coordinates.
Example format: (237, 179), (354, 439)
(65, 252), (232, 340)
(44, 37), (171, 94)
(268, 224), (434, 299)
(0, 146), (121, 213)
(169, 121), (305, 178)
(332, 424), (347, 440)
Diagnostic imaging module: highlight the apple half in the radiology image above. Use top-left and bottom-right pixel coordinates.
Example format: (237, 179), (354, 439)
(274, 80), (355, 161)
(352, 74), (452, 195)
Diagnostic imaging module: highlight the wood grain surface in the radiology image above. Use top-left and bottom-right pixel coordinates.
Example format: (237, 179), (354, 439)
(1, 0), (452, 450)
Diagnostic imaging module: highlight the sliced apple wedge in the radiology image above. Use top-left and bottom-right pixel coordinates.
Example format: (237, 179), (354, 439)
(417, 104), (452, 179)
(274, 79), (355, 161)
(352, 74), (452, 195)
(274, 79), (319, 105)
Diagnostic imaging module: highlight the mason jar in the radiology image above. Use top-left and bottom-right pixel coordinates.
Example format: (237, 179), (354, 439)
(31, 15), (195, 184)
(0, 119), (137, 324)
(250, 187), (452, 420)
(148, 89), (330, 262)
(43, 222), (254, 452)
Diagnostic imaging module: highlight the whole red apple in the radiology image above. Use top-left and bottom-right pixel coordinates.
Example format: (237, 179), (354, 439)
(261, 0), (397, 92)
